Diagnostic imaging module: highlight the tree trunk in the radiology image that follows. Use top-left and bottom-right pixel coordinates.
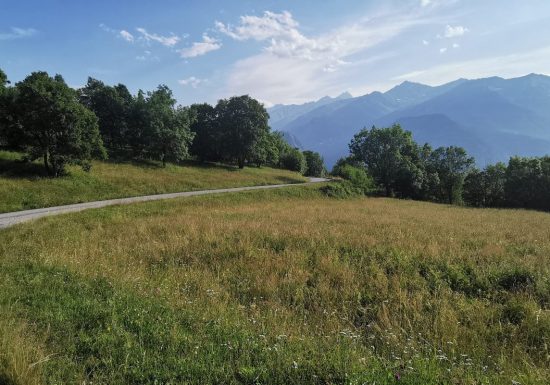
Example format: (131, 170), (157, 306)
(238, 157), (245, 169)
(43, 152), (51, 176)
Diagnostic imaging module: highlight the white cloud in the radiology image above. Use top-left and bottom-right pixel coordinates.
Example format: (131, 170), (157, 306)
(179, 76), (204, 88)
(423, 39), (430, 45)
(120, 30), (134, 42)
(136, 27), (180, 47)
(452, 43), (460, 48)
(179, 34), (221, 58)
(219, 9), (432, 104)
(444, 24), (468, 38)
(218, 10), (426, 64)
(216, 11), (300, 41)
(440, 47), (447, 53)
(0, 27), (37, 40)
(421, 0), (432, 6)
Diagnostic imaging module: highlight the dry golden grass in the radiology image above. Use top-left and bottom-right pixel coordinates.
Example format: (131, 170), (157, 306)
(0, 316), (47, 385)
(0, 186), (549, 383)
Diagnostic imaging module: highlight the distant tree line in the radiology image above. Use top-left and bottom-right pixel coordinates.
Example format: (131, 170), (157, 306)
(0, 69), (325, 177)
(334, 124), (550, 211)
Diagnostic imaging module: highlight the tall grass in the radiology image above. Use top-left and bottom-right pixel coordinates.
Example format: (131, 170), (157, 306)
(0, 185), (548, 384)
(0, 150), (306, 213)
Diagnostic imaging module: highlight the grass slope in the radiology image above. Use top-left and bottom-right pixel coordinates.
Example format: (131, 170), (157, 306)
(0, 150), (306, 213)
(0, 186), (549, 384)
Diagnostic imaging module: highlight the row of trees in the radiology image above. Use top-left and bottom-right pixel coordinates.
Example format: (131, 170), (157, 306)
(0, 69), (325, 176)
(464, 157), (550, 211)
(337, 124), (550, 211)
(342, 124), (475, 204)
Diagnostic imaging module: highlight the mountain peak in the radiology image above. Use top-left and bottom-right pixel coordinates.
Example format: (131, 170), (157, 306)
(336, 91), (353, 100)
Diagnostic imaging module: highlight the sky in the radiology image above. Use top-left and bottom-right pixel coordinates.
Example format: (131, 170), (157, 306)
(1, 0), (550, 106)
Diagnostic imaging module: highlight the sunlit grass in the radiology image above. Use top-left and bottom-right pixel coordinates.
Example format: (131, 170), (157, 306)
(0, 185), (548, 384)
(0, 150), (306, 213)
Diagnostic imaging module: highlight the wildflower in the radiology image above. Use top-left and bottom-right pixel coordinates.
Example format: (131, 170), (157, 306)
(292, 361), (298, 369)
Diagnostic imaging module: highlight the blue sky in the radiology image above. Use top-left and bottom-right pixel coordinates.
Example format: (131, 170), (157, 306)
(1, 0), (550, 106)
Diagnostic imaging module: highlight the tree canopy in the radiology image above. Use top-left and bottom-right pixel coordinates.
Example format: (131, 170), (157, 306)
(349, 124), (422, 197)
(215, 95), (270, 168)
(13, 71), (106, 176)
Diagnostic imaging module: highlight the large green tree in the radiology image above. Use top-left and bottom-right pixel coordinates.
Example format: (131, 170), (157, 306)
(14, 72), (106, 176)
(427, 146), (475, 204)
(189, 103), (221, 162)
(215, 95), (270, 168)
(143, 85), (195, 166)
(464, 163), (507, 207)
(79, 78), (133, 156)
(349, 124), (423, 197)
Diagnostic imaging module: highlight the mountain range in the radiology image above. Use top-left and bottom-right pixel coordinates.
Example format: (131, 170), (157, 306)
(269, 74), (550, 168)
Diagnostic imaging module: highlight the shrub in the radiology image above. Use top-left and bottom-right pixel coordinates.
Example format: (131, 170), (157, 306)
(495, 269), (535, 292)
(280, 148), (306, 174)
(302, 150), (325, 177)
(319, 181), (362, 198)
(332, 164), (375, 194)
(501, 301), (528, 325)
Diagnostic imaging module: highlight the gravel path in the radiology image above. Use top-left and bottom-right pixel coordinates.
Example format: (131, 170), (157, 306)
(0, 178), (329, 229)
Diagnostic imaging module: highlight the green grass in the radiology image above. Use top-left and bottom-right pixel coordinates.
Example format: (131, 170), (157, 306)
(0, 185), (549, 384)
(0, 150), (306, 213)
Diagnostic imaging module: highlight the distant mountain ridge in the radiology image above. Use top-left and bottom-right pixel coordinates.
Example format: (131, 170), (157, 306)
(269, 92), (352, 131)
(269, 74), (550, 167)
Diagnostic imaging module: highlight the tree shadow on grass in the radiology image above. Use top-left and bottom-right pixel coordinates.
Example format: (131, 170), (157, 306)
(104, 157), (239, 172)
(0, 156), (49, 179)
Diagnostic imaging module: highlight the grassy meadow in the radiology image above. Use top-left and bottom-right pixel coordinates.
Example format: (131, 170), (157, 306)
(0, 185), (549, 384)
(0, 150), (306, 213)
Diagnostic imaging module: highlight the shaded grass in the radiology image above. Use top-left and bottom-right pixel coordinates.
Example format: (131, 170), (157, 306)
(0, 186), (549, 384)
(0, 150), (306, 213)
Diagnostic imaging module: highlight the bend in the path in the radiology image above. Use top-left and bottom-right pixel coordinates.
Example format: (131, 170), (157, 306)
(0, 178), (329, 229)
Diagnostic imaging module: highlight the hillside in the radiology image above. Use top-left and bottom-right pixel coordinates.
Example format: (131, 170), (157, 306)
(270, 74), (550, 167)
(0, 151), (306, 213)
(0, 186), (548, 384)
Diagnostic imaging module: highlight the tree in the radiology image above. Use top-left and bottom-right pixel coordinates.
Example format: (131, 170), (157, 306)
(13, 71), (106, 176)
(189, 103), (222, 162)
(463, 169), (486, 207)
(143, 85), (195, 166)
(79, 78), (133, 156)
(126, 90), (149, 158)
(215, 95), (270, 168)
(280, 147), (306, 173)
(427, 146), (475, 204)
(250, 130), (279, 167)
(349, 125), (423, 197)
(505, 156), (550, 211)
(270, 131), (293, 166)
(302, 150), (325, 177)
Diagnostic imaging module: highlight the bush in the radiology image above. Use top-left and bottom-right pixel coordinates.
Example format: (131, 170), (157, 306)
(501, 301), (528, 325)
(280, 148), (306, 174)
(319, 181), (362, 199)
(495, 269), (535, 292)
(302, 150), (325, 177)
(332, 164), (375, 194)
